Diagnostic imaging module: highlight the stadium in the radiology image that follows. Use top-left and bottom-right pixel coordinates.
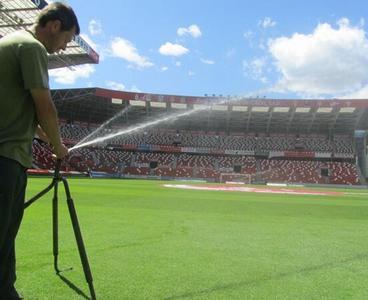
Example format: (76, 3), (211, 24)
(25, 89), (368, 300)
(2, 0), (368, 299)
(32, 88), (368, 187)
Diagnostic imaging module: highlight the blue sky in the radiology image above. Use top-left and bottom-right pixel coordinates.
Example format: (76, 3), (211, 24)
(49, 0), (368, 99)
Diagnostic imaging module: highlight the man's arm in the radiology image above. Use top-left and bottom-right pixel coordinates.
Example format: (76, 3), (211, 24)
(35, 125), (50, 144)
(30, 88), (68, 159)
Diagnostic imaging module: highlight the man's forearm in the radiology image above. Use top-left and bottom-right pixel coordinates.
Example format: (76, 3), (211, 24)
(31, 88), (63, 149)
(35, 125), (50, 144)
(35, 101), (63, 148)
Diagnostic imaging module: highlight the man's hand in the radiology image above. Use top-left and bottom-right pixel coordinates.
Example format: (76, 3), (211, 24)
(53, 143), (69, 159)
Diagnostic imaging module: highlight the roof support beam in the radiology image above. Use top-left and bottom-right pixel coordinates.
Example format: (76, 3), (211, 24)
(266, 107), (274, 133)
(354, 109), (365, 130)
(307, 108), (317, 133)
(286, 107), (296, 134)
(0, 8), (38, 12)
(206, 108), (213, 132)
(328, 107), (340, 131)
(0, 23), (32, 28)
(226, 108), (231, 133)
(246, 106), (252, 131)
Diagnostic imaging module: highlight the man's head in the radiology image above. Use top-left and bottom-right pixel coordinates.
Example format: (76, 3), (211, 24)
(35, 2), (80, 54)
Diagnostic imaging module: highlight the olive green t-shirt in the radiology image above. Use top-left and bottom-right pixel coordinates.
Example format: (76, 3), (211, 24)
(0, 30), (49, 168)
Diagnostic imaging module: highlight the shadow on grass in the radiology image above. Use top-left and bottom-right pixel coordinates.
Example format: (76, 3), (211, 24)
(94, 236), (164, 252)
(57, 273), (90, 300)
(165, 253), (368, 299)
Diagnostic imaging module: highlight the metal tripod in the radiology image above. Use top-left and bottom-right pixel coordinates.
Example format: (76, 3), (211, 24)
(24, 160), (97, 300)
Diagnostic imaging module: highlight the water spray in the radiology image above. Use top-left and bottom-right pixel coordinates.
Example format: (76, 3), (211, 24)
(74, 106), (131, 148)
(68, 100), (227, 152)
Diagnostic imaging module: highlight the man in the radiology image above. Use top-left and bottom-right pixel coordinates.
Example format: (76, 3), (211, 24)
(0, 3), (80, 299)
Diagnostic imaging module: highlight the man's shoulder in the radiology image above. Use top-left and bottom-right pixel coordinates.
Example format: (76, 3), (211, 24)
(1, 30), (44, 50)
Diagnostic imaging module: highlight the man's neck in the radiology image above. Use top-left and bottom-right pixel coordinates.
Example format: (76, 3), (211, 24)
(27, 24), (37, 36)
(28, 25), (46, 46)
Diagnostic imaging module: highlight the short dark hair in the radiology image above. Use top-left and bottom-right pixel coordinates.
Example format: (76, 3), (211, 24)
(37, 2), (80, 35)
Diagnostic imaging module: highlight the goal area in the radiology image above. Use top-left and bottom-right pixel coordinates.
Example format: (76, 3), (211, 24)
(219, 173), (251, 184)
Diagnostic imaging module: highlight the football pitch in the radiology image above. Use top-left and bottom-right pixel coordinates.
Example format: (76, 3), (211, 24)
(17, 178), (368, 299)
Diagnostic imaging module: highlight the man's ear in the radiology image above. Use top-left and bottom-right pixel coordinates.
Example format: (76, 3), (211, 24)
(49, 19), (62, 33)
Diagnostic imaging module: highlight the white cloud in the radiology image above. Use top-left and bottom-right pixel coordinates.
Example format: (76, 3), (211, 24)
(243, 30), (254, 47)
(161, 66), (169, 71)
(88, 19), (102, 35)
(177, 24), (202, 38)
(268, 18), (368, 97)
(129, 85), (141, 93)
(49, 64), (95, 84)
(243, 30), (253, 39)
(105, 80), (125, 91)
(159, 42), (189, 56)
(341, 85), (368, 99)
(259, 17), (276, 29)
(258, 38), (267, 50)
(175, 61), (182, 67)
(359, 18), (365, 27)
(104, 81), (142, 92)
(243, 57), (268, 83)
(188, 70), (195, 76)
(225, 48), (236, 59)
(110, 37), (154, 69)
(201, 58), (215, 65)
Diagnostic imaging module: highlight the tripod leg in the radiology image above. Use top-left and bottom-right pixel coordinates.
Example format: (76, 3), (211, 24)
(62, 178), (97, 300)
(52, 181), (60, 274)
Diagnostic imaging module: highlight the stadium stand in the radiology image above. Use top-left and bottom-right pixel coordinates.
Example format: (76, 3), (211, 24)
(32, 142), (360, 185)
(31, 88), (368, 186)
(58, 124), (356, 155)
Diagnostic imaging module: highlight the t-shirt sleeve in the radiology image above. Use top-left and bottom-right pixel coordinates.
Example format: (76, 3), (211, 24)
(19, 43), (49, 90)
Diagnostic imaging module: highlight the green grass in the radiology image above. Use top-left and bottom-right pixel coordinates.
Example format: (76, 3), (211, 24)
(16, 178), (368, 299)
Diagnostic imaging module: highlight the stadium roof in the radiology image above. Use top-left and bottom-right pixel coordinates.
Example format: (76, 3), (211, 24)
(0, 0), (99, 69)
(52, 88), (368, 135)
